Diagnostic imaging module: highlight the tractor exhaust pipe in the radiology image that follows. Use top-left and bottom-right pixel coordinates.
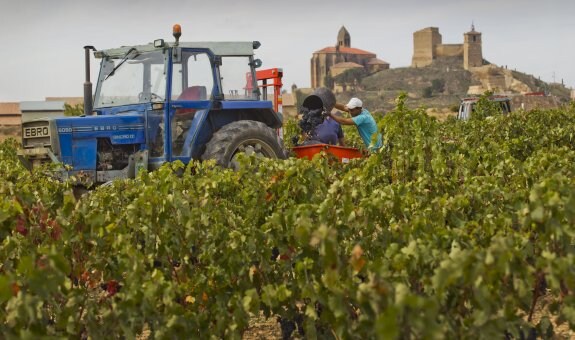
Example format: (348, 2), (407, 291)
(83, 45), (96, 116)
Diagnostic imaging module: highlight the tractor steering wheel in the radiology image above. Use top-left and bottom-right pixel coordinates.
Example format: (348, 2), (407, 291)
(138, 92), (164, 102)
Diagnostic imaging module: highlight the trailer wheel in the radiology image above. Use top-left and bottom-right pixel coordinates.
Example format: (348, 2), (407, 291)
(202, 120), (285, 169)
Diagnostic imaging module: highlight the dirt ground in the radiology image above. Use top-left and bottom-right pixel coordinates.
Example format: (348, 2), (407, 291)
(525, 293), (574, 339)
(243, 314), (283, 340)
(241, 295), (575, 339)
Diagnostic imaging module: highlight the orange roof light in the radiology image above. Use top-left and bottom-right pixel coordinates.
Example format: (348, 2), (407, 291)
(173, 24), (182, 45)
(173, 24), (181, 36)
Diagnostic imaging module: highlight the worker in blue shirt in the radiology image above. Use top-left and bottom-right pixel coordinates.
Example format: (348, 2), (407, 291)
(307, 116), (345, 146)
(328, 97), (382, 151)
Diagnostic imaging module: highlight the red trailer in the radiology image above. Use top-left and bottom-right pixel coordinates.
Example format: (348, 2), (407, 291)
(292, 144), (364, 163)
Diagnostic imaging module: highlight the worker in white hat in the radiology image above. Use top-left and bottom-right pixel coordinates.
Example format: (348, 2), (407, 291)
(329, 97), (382, 151)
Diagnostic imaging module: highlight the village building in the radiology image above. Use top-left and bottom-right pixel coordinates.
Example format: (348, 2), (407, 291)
(0, 102), (21, 126)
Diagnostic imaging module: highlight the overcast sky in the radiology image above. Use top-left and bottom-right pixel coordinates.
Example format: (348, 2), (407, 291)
(0, 0), (573, 102)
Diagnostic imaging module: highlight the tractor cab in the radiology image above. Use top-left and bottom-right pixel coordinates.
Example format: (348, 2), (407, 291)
(19, 25), (284, 185)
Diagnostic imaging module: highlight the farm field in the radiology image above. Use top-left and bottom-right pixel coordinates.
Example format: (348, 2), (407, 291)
(1, 95), (575, 338)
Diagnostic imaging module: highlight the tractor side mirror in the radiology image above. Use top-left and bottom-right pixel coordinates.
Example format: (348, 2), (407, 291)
(251, 59), (262, 68)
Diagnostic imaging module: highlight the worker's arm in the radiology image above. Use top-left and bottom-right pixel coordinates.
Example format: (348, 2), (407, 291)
(333, 102), (349, 112)
(329, 112), (355, 125)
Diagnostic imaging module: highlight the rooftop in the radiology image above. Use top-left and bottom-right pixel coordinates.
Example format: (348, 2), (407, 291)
(367, 58), (389, 65)
(331, 62), (364, 69)
(314, 46), (376, 56)
(46, 97), (84, 106)
(0, 103), (21, 116)
(20, 101), (65, 112)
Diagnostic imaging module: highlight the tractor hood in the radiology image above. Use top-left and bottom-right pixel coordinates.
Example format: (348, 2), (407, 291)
(54, 112), (145, 170)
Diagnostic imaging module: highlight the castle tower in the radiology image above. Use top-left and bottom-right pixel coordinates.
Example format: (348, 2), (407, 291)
(337, 26), (351, 47)
(411, 27), (442, 67)
(464, 24), (483, 69)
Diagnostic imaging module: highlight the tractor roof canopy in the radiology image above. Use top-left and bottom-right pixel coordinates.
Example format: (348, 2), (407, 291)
(95, 42), (257, 58)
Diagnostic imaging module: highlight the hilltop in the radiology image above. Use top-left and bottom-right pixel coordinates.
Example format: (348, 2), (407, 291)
(303, 56), (573, 118)
(301, 25), (573, 118)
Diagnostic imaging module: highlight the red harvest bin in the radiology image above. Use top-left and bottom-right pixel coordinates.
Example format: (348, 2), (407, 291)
(292, 144), (364, 163)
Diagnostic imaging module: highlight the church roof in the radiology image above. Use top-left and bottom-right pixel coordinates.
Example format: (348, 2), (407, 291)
(331, 62), (364, 69)
(313, 46), (376, 56)
(367, 58), (389, 65)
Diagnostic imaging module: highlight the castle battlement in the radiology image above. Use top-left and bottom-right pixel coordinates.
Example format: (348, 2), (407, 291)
(411, 25), (482, 70)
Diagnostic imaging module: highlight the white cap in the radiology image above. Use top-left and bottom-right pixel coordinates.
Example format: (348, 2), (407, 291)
(346, 97), (363, 109)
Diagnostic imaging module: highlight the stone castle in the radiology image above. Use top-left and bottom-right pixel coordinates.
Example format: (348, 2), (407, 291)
(310, 26), (389, 89)
(411, 25), (483, 69)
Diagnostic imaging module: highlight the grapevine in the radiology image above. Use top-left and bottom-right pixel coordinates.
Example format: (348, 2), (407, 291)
(0, 97), (575, 338)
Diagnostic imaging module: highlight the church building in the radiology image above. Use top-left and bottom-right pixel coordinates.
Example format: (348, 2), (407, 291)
(310, 26), (389, 89)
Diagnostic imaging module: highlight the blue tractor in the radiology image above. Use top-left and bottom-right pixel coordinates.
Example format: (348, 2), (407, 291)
(18, 25), (285, 185)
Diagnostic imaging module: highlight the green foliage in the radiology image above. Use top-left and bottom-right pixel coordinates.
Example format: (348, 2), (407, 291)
(2, 99), (575, 338)
(63, 103), (84, 116)
(431, 78), (445, 93)
(282, 117), (301, 150)
(471, 91), (503, 120)
(422, 86), (433, 98)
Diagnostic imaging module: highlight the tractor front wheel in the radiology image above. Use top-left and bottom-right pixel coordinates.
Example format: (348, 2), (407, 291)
(202, 120), (285, 168)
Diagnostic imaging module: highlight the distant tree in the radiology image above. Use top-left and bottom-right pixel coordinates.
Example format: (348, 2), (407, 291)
(64, 103), (84, 116)
(422, 87), (433, 98)
(431, 79), (445, 94)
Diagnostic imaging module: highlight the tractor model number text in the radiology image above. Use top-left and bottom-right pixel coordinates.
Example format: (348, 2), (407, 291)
(112, 134), (136, 140)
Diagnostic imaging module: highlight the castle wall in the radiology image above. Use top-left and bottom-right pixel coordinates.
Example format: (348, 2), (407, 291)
(412, 27), (442, 67)
(436, 44), (463, 58)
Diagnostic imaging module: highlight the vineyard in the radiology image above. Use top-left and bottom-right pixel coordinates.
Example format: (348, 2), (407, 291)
(1, 94), (575, 339)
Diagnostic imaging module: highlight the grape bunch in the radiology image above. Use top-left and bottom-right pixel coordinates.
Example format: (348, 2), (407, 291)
(298, 107), (325, 137)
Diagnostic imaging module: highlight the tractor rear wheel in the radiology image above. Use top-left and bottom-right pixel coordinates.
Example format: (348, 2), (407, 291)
(202, 120), (285, 168)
